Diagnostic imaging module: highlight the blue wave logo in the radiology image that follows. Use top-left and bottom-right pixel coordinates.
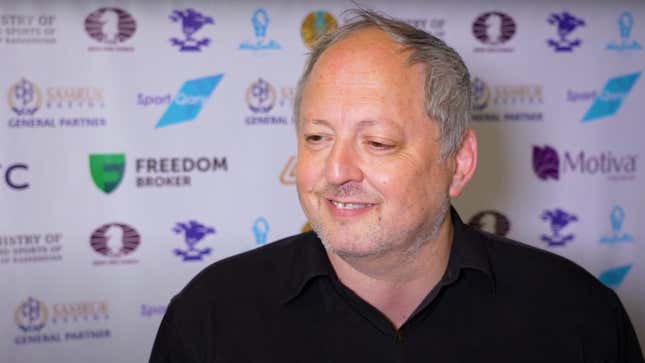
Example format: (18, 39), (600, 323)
(156, 74), (223, 128)
(598, 264), (632, 289)
(582, 72), (640, 122)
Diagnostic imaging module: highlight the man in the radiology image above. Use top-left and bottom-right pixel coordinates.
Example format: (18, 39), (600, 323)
(150, 9), (643, 362)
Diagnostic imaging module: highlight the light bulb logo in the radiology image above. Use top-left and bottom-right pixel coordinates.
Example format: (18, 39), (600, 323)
(253, 217), (270, 245)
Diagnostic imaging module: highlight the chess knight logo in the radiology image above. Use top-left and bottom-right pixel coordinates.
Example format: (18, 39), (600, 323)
(8, 78), (42, 116)
(85, 7), (137, 44)
(90, 223), (140, 257)
(169, 9), (214, 52)
(547, 12), (585, 52)
(540, 208), (578, 246)
(472, 12), (516, 45)
(468, 210), (511, 237)
(172, 220), (215, 261)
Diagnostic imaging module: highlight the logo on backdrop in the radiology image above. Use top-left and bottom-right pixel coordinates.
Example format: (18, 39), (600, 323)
(540, 208), (578, 247)
(472, 12), (516, 52)
(140, 304), (167, 318)
(566, 89), (596, 103)
(471, 77), (543, 121)
(247, 78), (275, 113)
(599, 206), (634, 244)
(6, 78), (107, 129)
(607, 12), (642, 52)
(14, 297), (111, 345)
(301, 11), (337, 49)
(252, 217), (270, 245)
(532, 145), (637, 182)
(0, 232), (63, 264)
(172, 220), (215, 261)
(532, 145), (559, 180)
(169, 9), (213, 52)
(546, 12), (585, 52)
(467, 210), (511, 237)
(136, 93), (172, 107)
(599, 264), (632, 289)
(280, 156), (297, 185)
(135, 156), (228, 188)
(8, 78), (42, 116)
(1, 162), (29, 190)
(90, 223), (140, 265)
(156, 74), (224, 128)
(15, 297), (48, 332)
(402, 17), (446, 38)
(89, 154), (125, 194)
(581, 72), (640, 122)
(0, 13), (57, 45)
(85, 7), (136, 52)
(239, 8), (281, 50)
(302, 222), (312, 233)
(245, 78), (290, 125)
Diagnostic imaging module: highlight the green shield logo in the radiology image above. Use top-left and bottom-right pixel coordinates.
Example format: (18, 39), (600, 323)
(89, 154), (125, 194)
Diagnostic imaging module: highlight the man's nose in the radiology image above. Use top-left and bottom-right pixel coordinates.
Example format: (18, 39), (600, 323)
(324, 140), (363, 185)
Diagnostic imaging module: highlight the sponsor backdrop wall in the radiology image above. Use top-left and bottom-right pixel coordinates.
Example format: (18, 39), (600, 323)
(1, 0), (643, 361)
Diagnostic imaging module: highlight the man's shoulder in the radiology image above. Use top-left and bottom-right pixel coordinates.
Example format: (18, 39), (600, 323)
(473, 227), (620, 309)
(172, 232), (316, 306)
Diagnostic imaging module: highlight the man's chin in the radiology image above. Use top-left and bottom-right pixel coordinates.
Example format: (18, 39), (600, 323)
(315, 232), (388, 259)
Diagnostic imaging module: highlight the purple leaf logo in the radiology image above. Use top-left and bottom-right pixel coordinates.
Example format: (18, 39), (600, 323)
(533, 145), (560, 180)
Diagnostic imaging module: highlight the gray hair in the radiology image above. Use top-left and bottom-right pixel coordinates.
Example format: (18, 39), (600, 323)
(293, 8), (471, 158)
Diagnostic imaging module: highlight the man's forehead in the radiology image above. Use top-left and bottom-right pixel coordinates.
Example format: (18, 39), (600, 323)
(311, 27), (413, 76)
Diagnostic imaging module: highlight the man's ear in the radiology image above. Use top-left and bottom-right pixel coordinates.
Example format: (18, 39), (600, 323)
(448, 128), (478, 198)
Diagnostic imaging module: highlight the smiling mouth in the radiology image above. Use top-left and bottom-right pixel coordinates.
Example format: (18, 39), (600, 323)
(329, 199), (375, 210)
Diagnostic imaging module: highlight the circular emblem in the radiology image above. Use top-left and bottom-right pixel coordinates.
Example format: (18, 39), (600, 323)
(8, 78), (42, 116)
(472, 12), (516, 45)
(471, 77), (490, 111)
(90, 223), (140, 257)
(15, 297), (48, 333)
(246, 78), (276, 113)
(301, 11), (338, 49)
(468, 210), (511, 237)
(85, 7), (137, 44)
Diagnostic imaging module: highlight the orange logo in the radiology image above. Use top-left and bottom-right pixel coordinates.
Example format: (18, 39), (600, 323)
(280, 156), (297, 185)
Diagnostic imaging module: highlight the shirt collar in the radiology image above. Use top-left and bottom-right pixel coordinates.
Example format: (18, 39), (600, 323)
(282, 206), (495, 304)
(448, 206), (495, 285)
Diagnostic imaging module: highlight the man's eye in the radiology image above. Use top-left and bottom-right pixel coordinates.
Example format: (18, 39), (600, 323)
(305, 134), (324, 143)
(368, 141), (394, 150)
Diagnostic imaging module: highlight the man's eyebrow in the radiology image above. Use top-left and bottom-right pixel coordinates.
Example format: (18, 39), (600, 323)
(307, 119), (400, 130)
(310, 119), (332, 127)
(357, 120), (377, 128)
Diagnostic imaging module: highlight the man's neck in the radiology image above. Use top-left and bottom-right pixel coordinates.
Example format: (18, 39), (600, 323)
(326, 215), (454, 330)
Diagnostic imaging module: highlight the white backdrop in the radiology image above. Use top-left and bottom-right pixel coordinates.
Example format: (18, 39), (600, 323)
(0, 1), (643, 362)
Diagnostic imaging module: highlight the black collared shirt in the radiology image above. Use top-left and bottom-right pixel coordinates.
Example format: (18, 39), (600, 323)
(149, 208), (643, 363)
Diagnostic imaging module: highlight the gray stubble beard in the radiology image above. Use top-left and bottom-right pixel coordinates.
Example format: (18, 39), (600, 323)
(311, 196), (451, 264)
